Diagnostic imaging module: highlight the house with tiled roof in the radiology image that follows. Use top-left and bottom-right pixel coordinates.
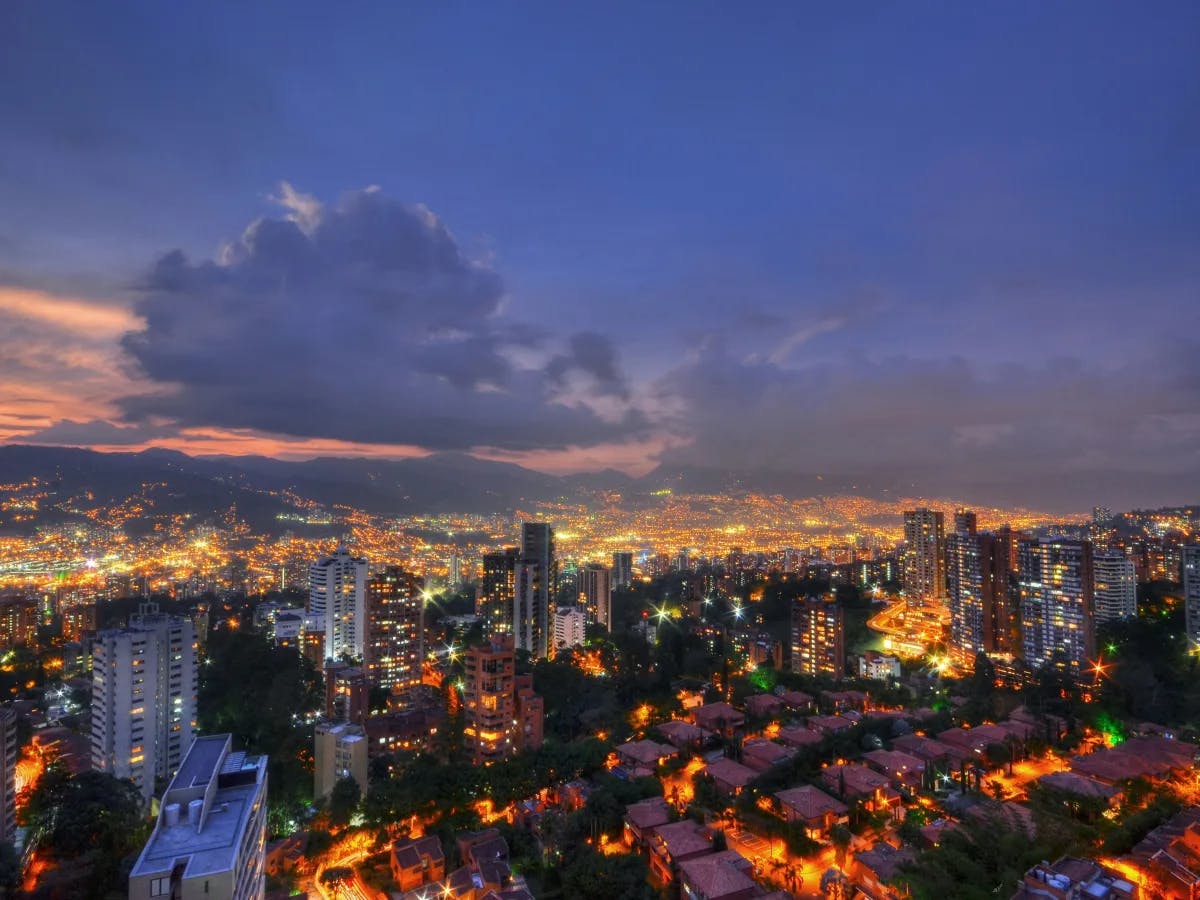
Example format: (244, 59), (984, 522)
(705, 757), (758, 796)
(694, 702), (745, 735)
(390, 835), (446, 892)
(624, 797), (673, 849)
(744, 693), (785, 719)
(647, 819), (715, 886)
(677, 850), (760, 900)
(774, 785), (849, 839)
(742, 739), (797, 773)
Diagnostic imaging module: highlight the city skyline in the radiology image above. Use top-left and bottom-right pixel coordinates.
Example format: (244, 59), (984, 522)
(1, 3), (1198, 511)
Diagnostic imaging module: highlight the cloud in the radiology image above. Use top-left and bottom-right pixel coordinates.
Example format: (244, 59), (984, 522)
(0, 286), (138, 336)
(653, 343), (1200, 511)
(118, 185), (645, 451)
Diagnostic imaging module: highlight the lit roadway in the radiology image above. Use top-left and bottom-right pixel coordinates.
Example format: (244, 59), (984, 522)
(717, 815), (836, 899)
(867, 597), (948, 661)
(311, 831), (382, 900)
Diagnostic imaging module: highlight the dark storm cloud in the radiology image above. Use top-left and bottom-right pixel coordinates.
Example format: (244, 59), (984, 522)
(655, 343), (1200, 511)
(119, 186), (643, 450)
(545, 332), (630, 399)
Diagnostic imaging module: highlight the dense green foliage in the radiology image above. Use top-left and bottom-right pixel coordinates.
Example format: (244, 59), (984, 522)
(20, 766), (149, 899)
(198, 628), (324, 830)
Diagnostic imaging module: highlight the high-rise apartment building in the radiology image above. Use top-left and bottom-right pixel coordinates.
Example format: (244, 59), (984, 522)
(308, 546), (368, 662)
(1019, 538), (1095, 676)
(553, 606), (587, 650)
(128, 735), (267, 900)
(612, 551), (634, 589)
(478, 548), (519, 638)
(92, 605), (198, 802)
(365, 566), (424, 693)
(954, 509), (978, 537)
(577, 563), (612, 630)
(790, 597), (845, 679)
(314, 721), (368, 802)
(1092, 551), (1137, 624)
(902, 509), (946, 603)
(0, 595), (38, 650)
(1183, 546), (1200, 648)
(0, 708), (15, 844)
(519, 523), (556, 659)
(462, 634), (543, 764)
(947, 532), (1008, 663)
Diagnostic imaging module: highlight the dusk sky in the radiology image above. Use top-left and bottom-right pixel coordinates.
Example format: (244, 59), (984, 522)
(1, 2), (1197, 511)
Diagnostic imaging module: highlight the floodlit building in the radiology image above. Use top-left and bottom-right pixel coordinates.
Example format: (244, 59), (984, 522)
(1019, 538), (1095, 676)
(92, 604), (198, 802)
(577, 563), (612, 630)
(308, 545), (367, 661)
(791, 596), (845, 679)
(365, 566), (424, 692)
(902, 508), (946, 603)
(553, 606), (587, 650)
(1093, 551), (1137, 624)
(128, 734), (268, 900)
(314, 721), (368, 802)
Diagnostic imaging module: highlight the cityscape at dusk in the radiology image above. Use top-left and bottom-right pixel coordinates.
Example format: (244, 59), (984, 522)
(1, 3), (1199, 900)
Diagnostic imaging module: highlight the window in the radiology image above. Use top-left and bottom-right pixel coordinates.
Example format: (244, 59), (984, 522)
(150, 877), (169, 896)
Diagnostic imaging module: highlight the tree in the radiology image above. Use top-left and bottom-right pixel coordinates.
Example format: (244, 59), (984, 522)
(830, 824), (853, 868)
(560, 849), (656, 900)
(21, 767), (148, 898)
(328, 776), (361, 828)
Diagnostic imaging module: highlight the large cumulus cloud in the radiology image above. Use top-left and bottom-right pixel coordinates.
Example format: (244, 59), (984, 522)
(119, 185), (643, 451)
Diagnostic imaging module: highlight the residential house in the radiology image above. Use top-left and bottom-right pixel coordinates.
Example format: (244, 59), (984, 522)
(774, 785), (849, 839)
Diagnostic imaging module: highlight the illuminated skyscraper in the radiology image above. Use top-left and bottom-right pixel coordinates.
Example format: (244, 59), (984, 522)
(1183, 546), (1200, 648)
(954, 509), (978, 537)
(790, 597), (845, 679)
(519, 522), (556, 659)
(91, 604), (198, 802)
(947, 532), (1007, 663)
(478, 548), (519, 637)
(1019, 538), (1094, 676)
(611, 551), (634, 589)
(577, 563), (612, 630)
(902, 509), (946, 603)
(365, 566), (424, 693)
(1092, 551), (1136, 624)
(308, 546), (367, 661)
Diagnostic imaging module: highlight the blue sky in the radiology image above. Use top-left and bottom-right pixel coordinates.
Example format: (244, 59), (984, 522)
(1, 1), (1197, 509)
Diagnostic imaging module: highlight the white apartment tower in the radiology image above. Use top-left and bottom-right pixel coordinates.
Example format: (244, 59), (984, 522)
(92, 604), (198, 802)
(1092, 551), (1137, 623)
(308, 546), (368, 661)
(553, 606), (587, 650)
(128, 735), (268, 900)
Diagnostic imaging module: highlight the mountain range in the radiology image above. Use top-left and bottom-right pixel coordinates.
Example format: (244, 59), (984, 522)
(0, 444), (872, 531)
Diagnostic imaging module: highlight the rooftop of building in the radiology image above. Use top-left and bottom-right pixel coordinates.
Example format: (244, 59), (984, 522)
(677, 850), (757, 898)
(131, 735), (267, 881)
